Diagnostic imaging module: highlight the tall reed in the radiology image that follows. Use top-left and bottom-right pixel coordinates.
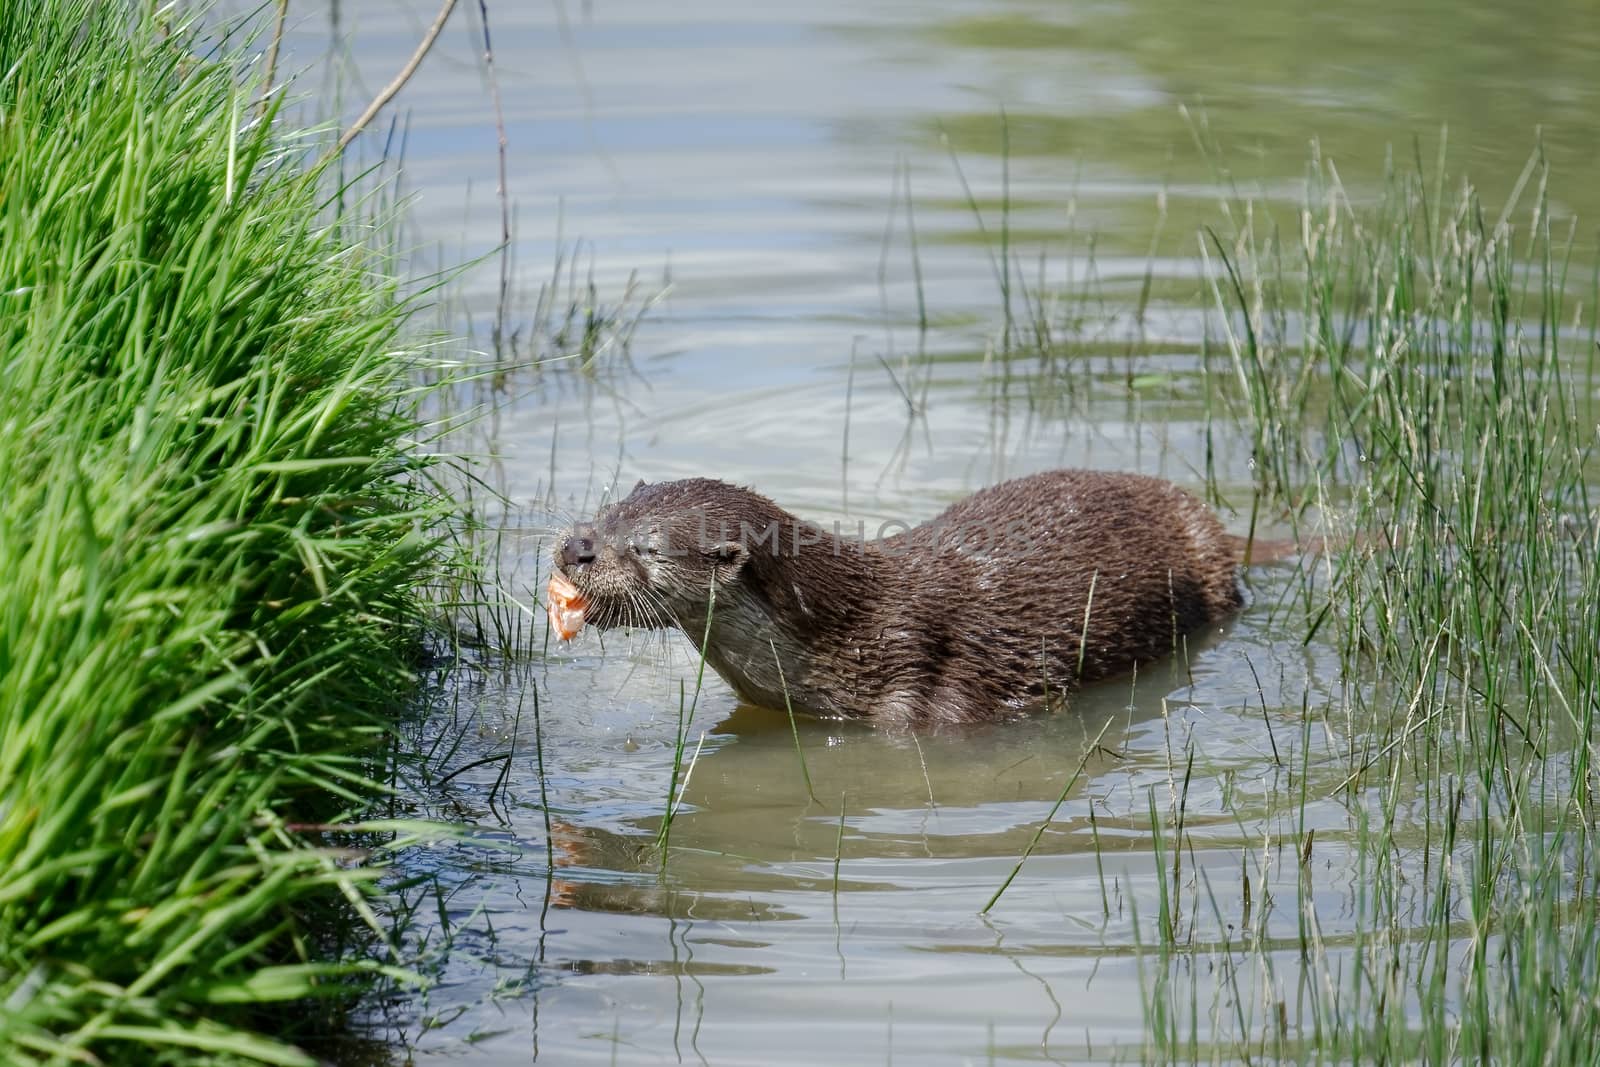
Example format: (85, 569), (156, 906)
(1146, 145), (1600, 1061)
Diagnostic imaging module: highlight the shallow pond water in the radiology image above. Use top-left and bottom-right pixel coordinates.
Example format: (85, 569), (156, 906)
(267, 1), (1600, 1062)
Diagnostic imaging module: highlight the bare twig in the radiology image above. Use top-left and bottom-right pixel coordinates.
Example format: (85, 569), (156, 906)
(322, 0), (460, 166)
(259, 0), (290, 117)
(474, 0), (513, 355)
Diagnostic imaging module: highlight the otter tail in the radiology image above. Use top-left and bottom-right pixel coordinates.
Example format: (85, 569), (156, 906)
(1232, 524), (1405, 566)
(1226, 533), (1329, 566)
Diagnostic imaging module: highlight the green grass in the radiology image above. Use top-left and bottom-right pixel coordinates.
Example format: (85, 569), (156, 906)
(1134, 147), (1600, 1061)
(0, 4), (458, 1063)
(926, 129), (1600, 1060)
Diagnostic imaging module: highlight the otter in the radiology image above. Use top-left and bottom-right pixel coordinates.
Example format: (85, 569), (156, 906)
(549, 471), (1246, 725)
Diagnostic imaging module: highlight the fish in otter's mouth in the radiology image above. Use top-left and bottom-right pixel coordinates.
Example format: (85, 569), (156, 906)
(546, 570), (589, 640)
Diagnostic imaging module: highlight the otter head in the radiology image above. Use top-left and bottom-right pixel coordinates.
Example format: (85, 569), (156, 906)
(553, 478), (790, 633)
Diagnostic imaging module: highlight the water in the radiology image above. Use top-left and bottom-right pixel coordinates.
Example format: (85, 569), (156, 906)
(268, 1), (1600, 1061)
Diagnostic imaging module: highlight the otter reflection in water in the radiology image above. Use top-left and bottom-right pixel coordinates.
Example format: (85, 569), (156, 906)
(550, 471), (1247, 725)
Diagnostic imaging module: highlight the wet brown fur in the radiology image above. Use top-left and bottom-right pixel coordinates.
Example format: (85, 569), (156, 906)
(554, 471), (1245, 725)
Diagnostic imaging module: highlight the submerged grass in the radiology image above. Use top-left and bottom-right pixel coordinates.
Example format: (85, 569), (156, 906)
(0, 3), (458, 1063)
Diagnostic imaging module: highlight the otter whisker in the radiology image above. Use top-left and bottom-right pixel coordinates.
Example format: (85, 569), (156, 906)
(625, 580), (676, 634)
(627, 587), (658, 631)
(618, 587), (646, 630)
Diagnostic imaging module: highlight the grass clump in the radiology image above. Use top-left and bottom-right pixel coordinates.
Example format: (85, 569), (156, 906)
(0, 3), (455, 1063)
(1141, 146), (1600, 1062)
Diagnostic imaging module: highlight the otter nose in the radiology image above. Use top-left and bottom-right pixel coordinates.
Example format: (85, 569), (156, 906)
(561, 533), (596, 568)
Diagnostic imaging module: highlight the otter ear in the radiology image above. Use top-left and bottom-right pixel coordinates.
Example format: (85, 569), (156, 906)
(705, 540), (747, 577)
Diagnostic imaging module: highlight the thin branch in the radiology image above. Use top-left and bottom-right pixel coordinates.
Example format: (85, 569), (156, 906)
(258, 0), (290, 117)
(476, 0), (513, 354)
(322, 0), (460, 167)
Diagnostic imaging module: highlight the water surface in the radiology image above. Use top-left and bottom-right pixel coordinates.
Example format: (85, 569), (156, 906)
(273, 2), (1600, 1061)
